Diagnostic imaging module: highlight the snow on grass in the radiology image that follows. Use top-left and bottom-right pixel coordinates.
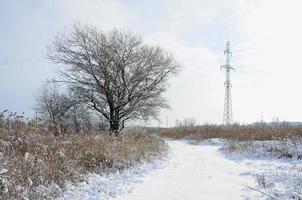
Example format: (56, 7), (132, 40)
(0, 118), (168, 200)
(219, 139), (302, 199)
(221, 139), (302, 160)
(242, 159), (302, 199)
(58, 151), (171, 200)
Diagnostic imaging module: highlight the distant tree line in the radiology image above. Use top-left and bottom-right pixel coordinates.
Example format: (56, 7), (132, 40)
(175, 117), (196, 128)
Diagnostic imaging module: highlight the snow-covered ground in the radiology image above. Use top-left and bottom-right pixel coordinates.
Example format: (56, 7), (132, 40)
(60, 140), (301, 200)
(58, 156), (169, 200)
(220, 140), (302, 199)
(114, 140), (261, 200)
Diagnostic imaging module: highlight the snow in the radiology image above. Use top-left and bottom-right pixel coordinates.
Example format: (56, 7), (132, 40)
(221, 139), (302, 160)
(59, 140), (301, 200)
(220, 139), (302, 199)
(237, 158), (302, 199)
(58, 155), (169, 200)
(115, 140), (260, 200)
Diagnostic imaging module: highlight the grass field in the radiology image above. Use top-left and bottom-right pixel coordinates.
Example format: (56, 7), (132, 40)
(0, 112), (167, 199)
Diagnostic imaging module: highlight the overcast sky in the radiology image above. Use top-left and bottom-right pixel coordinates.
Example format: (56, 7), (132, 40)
(1, 0), (302, 126)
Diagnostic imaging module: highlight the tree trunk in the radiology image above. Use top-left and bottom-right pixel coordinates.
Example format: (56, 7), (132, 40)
(53, 124), (59, 136)
(109, 120), (119, 136)
(73, 116), (80, 134)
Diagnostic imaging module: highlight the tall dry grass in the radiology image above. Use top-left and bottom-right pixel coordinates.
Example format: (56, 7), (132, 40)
(0, 111), (167, 199)
(159, 124), (302, 141)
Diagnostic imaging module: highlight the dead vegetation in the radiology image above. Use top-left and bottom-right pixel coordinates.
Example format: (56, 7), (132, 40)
(0, 111), (167, 199)
(159, 124), (302, 141)
(160, 124), (302, 160)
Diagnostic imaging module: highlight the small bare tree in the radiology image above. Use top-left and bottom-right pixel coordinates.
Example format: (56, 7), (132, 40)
(47, 24), (180, 135)
(35, 84), (79, 135)
(66, 102), (95, 134)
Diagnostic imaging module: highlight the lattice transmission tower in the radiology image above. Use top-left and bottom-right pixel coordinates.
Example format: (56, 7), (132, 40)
(221, 41), (235, 125)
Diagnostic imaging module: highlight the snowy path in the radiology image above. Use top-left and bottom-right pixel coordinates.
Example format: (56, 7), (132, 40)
(115, 140), (259, 200)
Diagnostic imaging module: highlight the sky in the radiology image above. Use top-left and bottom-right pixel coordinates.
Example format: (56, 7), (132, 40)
(1, 0), (302, 126)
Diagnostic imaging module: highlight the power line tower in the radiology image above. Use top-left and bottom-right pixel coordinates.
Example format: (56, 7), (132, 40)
(221, 41), (235, 125)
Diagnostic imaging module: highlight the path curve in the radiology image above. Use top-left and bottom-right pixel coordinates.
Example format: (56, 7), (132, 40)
(116, 140), (259, 200)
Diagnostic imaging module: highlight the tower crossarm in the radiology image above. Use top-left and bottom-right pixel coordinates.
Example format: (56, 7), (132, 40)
(220, 65), (235, 71)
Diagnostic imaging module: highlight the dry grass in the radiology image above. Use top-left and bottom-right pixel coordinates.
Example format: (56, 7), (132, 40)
(0, 112), (167, 199)
(160, 124), (302, 159)
(159, 124), (302, 141)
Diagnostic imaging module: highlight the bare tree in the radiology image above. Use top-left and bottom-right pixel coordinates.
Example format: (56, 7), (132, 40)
(66, 102), (95, 134)
(35, 84), (79, 135)
(47, 24), (180, 135)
